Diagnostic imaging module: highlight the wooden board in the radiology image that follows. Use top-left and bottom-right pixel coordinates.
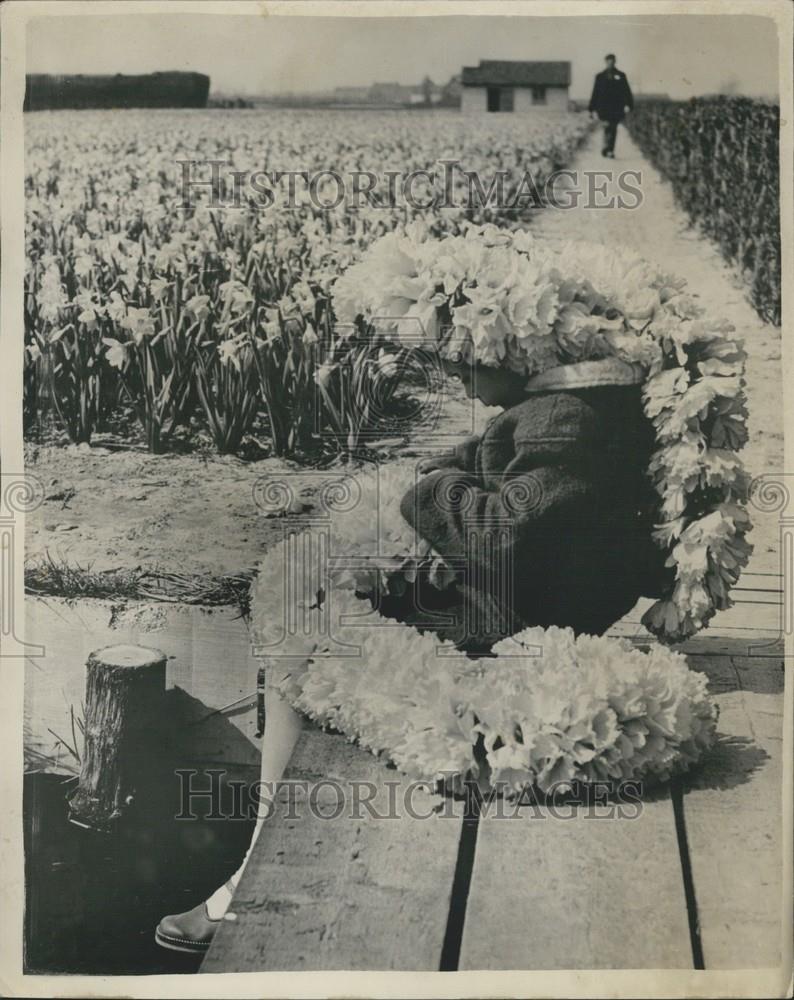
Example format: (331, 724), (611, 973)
(610, 585), (783, 647)
(458, 788), (693, 969)
(609, 621), (784, 657)
(201, 726), (465, 972)
(679, 653), (785, 969)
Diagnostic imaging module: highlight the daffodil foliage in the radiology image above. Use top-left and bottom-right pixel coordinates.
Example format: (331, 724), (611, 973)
(24, 109), (591, 452)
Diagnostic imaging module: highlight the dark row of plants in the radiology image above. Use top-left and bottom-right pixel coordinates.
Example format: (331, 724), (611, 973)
(628, 96), (780, 325)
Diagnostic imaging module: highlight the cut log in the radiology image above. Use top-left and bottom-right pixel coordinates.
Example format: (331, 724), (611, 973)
(68, 644), (166, 831)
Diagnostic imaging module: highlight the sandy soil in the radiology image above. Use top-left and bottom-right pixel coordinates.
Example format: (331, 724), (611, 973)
(25, 128), (783, 581)
(25, 388), (493, 580)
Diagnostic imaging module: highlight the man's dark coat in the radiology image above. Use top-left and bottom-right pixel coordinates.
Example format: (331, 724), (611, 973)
(589, 69), (634, 121)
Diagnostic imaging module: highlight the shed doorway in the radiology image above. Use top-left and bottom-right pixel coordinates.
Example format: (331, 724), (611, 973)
(487, 86), (514, 112)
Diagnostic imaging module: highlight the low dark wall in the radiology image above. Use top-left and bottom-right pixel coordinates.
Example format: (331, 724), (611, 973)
(25, 72), (210, 110)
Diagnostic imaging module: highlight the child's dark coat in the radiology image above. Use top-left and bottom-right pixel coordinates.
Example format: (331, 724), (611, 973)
(396, 385), (671, 650)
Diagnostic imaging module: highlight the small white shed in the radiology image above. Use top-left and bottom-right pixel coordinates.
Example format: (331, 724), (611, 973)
(461, 60), (571, 113)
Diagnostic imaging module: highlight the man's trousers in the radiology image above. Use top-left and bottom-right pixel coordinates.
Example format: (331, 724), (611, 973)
(601, 116), (622, 155)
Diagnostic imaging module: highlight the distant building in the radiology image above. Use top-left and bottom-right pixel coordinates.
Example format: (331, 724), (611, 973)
(368, 81), (414, 105)
(208, 94), (254, 108)
(363, 80), (441, 106)
(252, 74), (459, 110)
(333, 86), (370, 103)
(461, 60), (570, 113)
(24, 72), (210, 110)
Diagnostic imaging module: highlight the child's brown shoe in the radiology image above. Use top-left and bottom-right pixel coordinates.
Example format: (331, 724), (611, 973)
(155, 901), (221, 954)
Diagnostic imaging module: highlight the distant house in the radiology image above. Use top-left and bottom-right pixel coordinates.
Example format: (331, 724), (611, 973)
(364, 80), (440, 107)
(333, 86), (370, 103)
(368, 82), (414, 105)
(461, 60), (570, 113)
(314, 78), (452, 109)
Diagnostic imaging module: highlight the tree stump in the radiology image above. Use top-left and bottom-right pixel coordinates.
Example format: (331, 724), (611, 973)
(68, 644), (166, 831)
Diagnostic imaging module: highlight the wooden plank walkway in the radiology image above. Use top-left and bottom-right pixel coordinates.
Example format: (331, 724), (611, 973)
(607, 573), (784, 653)
(202, 727), (466, 971)
(459, 782), (692, 969)
(681, 652), (784, 969)
(202, 629), (784, 973)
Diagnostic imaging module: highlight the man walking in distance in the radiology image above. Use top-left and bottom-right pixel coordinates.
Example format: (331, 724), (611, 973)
(589, 53), (634, 158)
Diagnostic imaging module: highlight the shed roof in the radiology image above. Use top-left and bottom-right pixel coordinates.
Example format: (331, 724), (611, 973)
(461, 60), (571, 87)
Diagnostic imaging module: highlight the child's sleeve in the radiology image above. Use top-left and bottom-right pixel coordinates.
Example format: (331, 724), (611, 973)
(417, 434), (481, 475)
(452, 434), (481, 472)
(401, 467), (593, 567)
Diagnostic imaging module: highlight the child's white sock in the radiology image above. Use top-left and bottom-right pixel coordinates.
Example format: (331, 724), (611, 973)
(204, 814), (267, 919)
(205, 879), (236, 920)
(204, 690), (303, 920)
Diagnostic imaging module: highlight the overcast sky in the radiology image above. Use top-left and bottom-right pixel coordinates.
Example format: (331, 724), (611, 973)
(26, 12), (779, 100)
